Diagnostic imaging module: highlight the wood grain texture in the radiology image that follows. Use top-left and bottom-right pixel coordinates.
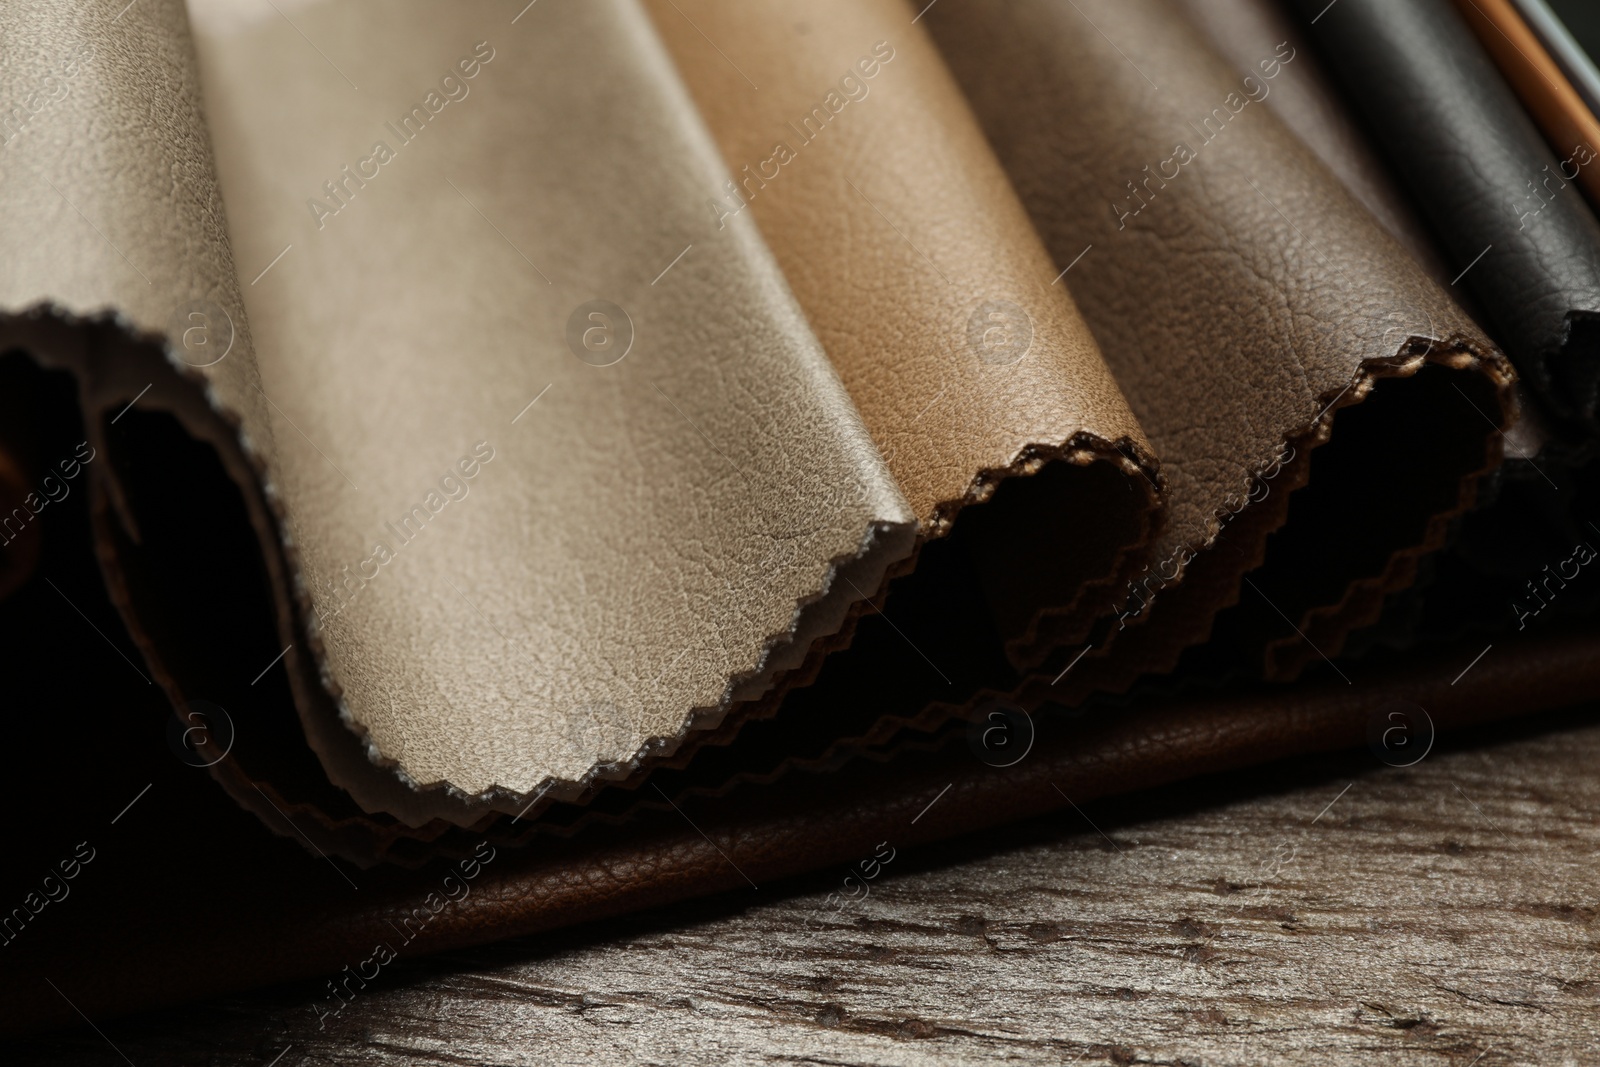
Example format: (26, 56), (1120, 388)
(12, 710), (1600, 1067)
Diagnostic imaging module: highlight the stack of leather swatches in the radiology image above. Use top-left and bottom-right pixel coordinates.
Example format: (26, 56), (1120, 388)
(2, 0), (1597, 1033)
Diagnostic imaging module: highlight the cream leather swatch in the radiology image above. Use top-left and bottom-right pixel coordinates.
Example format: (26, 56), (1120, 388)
(186, 0), (915, 803)
(4, 0), (915, 821)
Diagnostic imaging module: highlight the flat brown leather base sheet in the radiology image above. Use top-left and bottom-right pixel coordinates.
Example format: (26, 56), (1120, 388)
(2, 543), (1593, 1033)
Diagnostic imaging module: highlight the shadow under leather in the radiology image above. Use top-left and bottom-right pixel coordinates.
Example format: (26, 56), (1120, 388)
(4, 582), (1596, 1036)
(1203, 363), (1500, 676)
(56, 367), (1155, 859)
(0, 328), (1508, 862)
(7, 698), (1594, 1057)
(0, 355), (201, 886)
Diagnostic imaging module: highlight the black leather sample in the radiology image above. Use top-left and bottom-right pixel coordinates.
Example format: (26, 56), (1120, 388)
(1291, 0), (1600, 435)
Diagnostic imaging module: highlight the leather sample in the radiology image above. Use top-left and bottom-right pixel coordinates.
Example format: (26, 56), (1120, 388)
(2, 0), (920, 859)
(1176, 0), (1451, 288)
(1513, 0), (1600, 120)
(1456, 0), (1600, 210)
(1289, 0), (1600, 436)
(190, 0), (926, 833)
(925, 0), (1514, 690)
(641, 0), (1158, 665)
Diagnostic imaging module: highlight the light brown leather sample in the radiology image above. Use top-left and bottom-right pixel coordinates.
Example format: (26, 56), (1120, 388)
(1456, 0), (1600, 210)
(925, 0), (1516, 693)
(640, 0), (1159, 675)
(189, 0), (926, 833)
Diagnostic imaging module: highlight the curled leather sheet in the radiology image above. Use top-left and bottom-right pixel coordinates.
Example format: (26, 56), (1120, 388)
(926, 0), (1515, 692)
(642, 0), (1159, 663)
(1175, 0), (1590, 660)
(1289, 0), (1600, 436)
(2, 0), (924, 859)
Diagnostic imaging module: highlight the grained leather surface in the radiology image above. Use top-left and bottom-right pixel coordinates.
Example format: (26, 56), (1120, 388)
(926, 0), (1515, 692)
(641, 0), (1154, 541)
(0, 0), (267, 434)
(186, 0), (919, 814)
(1176, 0), (1452, 288)
(1291, 0), (1600, 434)
(0, 0), (923, 843)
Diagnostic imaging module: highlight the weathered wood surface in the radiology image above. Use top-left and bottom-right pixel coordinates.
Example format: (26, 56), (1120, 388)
(14, 712), (1600, 1066)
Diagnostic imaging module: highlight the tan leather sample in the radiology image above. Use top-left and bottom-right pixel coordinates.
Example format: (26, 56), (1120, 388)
(641, 0), (1158, 662)
(925, 0), (1516, 692)
(1455, 0), (1600, 210)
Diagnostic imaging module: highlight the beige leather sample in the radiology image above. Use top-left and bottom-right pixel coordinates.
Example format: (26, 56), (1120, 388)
(642, 0), (1158, 662)
(195, 0), (925, 812)
(3, 0), (917, 851)
(926, 0), (1516, 691)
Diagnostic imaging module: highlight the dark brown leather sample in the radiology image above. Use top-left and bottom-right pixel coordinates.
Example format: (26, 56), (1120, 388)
(1177, 0), (1452, 288)
(924, 0), (1514, 691)
(1288, 0), (1600, 436)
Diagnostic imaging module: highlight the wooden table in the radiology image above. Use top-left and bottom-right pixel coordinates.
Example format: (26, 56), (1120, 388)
(14, 709), (1599, 1066)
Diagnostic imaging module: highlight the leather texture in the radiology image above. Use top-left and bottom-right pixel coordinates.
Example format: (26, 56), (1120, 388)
(1290, 0), (1600, 435)
(641, 0), (1156, 575)
(2, 0), (926, 849)
(189, 0), (922, 817)
(1457, 0), (1600, 211)
(925, 0), (1515, 693)
(2, 0), (1594, 1036)
(1176, 0), (1452, 289)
